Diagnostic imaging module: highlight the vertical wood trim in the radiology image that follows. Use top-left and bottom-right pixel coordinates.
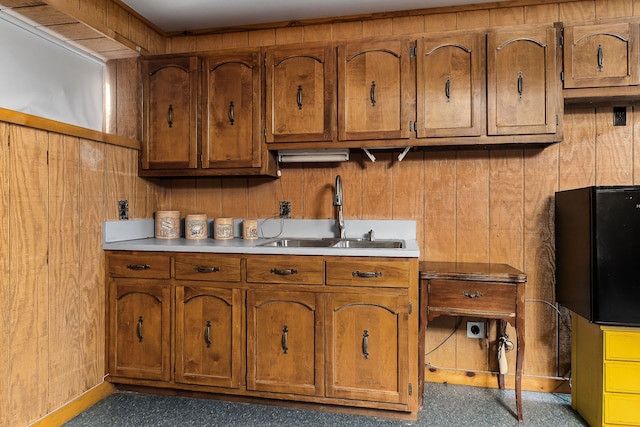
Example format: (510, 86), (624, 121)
(0, 123), (9, 427)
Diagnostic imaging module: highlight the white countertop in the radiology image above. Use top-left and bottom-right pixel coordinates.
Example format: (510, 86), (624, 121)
(103, 219), (420, 258)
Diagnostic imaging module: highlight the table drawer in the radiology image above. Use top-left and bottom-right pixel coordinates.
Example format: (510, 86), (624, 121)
(175, 254), (241, 282)
(326, 260), (410, 288)
(604, 392), (640, 425)
(107, 252), (171, 279)
(605, 330), (640, 362)
(428, 279), (516, 314)
(247, 256), (324, 285)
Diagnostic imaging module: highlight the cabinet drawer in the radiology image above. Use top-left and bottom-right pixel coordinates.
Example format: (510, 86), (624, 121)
(604, 392), (640, 425)
(107, 252), (171, 279)
(428, 280), (516, 315)
(605, 361), (640, 394)
(175, 254), (241, 282)
(246, 256), (324, 285)
(325, 260), (409, 288)
(605, 330), (640, 361)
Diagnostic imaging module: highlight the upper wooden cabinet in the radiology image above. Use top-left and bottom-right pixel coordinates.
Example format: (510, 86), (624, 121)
(487, 25), (560, 137)
(265, 45), (335, 143)
(202, 52), (262, 169)
(563, 21), (640, 89)
(140, 53), (276, 177)
(417, 32), (485, 138)
(142, 57), (199, 171)
(338, 40), (414, 141)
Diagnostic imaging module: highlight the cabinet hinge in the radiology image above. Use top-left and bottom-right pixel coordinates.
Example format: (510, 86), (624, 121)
(556, 114), (559, 126)
(408, 383), (413, 396)
(408, 301), (412, 315)
(409, 46), (417, 58)
(263, 128), (267, 138)
(557, 35), (564, 48)
(560, 70), (564, 82)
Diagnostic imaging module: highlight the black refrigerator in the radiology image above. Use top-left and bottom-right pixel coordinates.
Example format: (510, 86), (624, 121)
(555, 185), (640, 326)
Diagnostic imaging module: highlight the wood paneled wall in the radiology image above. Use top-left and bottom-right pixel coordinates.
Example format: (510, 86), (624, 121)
(0, 119), (157, 426)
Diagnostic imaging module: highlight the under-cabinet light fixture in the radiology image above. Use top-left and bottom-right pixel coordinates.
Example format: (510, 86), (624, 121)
(277, 149), (349, 163)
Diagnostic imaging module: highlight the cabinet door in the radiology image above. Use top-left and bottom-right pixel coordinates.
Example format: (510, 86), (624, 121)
(564, 22), (639, 88)
(417, 33), (485, 138)
(202, 52), (262, 169)
(487, 26), (558, 136)
(246, 290), (324, 396)
(265, 45), (335, 142)
(142, 57), (198, 170)
(326, 293), (409, 404)
(338, 40), (413, 141)
(175, 286), (242, 388)
(108, 281), (171, 381)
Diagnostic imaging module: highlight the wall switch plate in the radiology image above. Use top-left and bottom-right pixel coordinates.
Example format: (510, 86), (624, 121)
(279, 201), (291, 218)
(118, 200), (129, 220)
(467, 321), (485, 339)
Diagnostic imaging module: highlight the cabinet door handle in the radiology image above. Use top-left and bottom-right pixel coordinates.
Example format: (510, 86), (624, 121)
(445, 76), (451, 102)
(362, 330), (369, 359)
(296, 85), (303, 110)
(270, 268), (298, 276)
(136, 316), (144, 342)
(127, 264), (150, 271)
(167, 104), (173, 128)
(204, 320), (212, 348)
(462, 291), (483, 299)
(228, 101), (235, 125)
(281, 325), (288, 354)
(597, 44), (604, 72)
(517, 72), (523, 99)
(195, 266), (220, 273)
(370, 81), (376, 106)
(352, 270), (382, 278)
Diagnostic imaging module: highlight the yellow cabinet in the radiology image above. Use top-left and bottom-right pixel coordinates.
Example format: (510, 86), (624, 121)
(572, 314), (640, 427)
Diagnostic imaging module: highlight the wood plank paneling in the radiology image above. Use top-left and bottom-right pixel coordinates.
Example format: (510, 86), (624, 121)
(595, 106), (633, 185)
(8, 126), (49, 425)
(0, 123), (9, 427)
(559, 105), (596, 190)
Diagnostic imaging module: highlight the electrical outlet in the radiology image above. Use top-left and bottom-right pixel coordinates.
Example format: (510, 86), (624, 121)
(467, 321), (485, 339)
(279, 201), (291, 218)
(118, 200), (129, 220)
(613, 106), (627, 126)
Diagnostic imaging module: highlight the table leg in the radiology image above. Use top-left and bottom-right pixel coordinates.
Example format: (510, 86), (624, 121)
(516, 317), (524, 422)
(497, 320), (506, 390)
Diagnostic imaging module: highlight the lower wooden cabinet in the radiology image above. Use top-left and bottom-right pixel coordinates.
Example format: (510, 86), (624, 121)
(106, 252), (419, 416)
(108, 281), (171, 382)
(175, 286), (243, 388)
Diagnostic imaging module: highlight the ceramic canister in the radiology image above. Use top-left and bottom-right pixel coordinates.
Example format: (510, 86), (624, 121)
(185, 214), (208, 240)
(214, 217), (234, 240)
(155, 210), (180, 239)
(243, 219), (259, 240)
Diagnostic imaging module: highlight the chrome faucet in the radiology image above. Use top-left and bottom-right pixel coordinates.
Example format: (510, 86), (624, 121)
(334, 175), (345, 239)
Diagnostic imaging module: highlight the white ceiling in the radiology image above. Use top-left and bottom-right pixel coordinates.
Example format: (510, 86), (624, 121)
(120, 0), (499, 33)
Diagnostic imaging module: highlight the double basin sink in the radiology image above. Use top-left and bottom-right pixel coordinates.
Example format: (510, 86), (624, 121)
(259, 238), (405, 249)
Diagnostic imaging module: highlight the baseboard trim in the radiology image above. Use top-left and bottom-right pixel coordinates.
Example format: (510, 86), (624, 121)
(424, 367), (570, 394)
(30, 381), (115, 427)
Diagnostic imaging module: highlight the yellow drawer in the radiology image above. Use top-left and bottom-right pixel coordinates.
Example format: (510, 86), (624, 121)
(605, 361), (640, 394)
(604, 392), (640, 425)
(246, 256), (324, 285)
(605, 330), (640, 362)
(107, 252), (171, 279)
(175, 254), (241, 282)
(325, 260), (410, 288)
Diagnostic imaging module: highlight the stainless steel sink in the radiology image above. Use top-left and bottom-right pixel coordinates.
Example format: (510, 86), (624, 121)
(259, 239), (335, 247)
(260, 238), (404, 249)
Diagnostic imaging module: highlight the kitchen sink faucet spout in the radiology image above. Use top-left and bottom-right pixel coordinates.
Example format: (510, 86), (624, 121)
(334, 175), (345, 239)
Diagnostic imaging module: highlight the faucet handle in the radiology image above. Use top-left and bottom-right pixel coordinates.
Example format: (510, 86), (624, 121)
(368, 229), (375, 241)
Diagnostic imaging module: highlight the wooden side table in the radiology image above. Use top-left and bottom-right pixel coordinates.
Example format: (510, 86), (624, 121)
(419, 261), (527, 422)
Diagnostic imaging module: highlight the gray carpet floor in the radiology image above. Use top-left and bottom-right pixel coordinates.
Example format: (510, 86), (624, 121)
(64, 383), (588, 427)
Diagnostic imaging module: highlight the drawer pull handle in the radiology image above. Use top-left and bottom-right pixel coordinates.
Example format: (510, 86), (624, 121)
(127, 264), (150, 271)
(362, 330), (369, 359)
(462, 291), (483, 299)
(204, 320), (212, 348)
(270, 268), (298, 276)
(195, 266), (220, 273)
(445, 76), (451, 102)
(352, 270), (382, 278)
(517, 71), (523, 99)
(281, 325), (288, 354)
(136, 316), (144, 342)
(296, 85), (303, 109)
